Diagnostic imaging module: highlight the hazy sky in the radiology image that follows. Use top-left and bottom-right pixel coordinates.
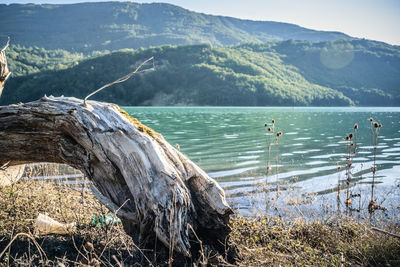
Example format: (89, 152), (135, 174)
(3, 0), (400, 45)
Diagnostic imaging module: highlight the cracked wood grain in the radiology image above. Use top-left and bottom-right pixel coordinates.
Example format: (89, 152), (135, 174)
(0, 96), (233, 256)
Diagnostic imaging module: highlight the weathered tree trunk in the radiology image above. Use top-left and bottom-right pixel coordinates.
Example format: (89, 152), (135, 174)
(0, 37), (11, 97)
(0, 96), (233, 256)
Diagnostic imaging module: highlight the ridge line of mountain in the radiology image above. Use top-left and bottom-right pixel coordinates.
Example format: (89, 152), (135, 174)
(0, 1), (352, 53)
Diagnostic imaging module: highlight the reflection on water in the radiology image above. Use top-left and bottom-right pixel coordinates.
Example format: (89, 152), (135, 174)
(124, 106), (400, 220)
(23, 107), (400, 220)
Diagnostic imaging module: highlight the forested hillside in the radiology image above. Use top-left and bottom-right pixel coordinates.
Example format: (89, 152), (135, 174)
(239, 39), (400, 105)
(0, 2), (350, 52)
(2, 39), (399, 106)
(6, 45), (85, 77)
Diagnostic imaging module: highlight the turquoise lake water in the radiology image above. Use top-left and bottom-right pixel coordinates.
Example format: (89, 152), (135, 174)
(123, 106), (400, 220)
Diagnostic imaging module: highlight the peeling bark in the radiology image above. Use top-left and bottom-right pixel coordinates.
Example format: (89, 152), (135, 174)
(0, 38), (11, 97)
(0, 96), (233, 256)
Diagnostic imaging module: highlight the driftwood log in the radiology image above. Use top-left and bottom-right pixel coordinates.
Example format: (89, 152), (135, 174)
(0, 96), (233, 256)
(0, 37), (11, 97)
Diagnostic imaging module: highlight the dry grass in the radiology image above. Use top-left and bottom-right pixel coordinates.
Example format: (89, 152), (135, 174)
(0, 180), (142, 266)
(230, 216), (400, 266)
(1, 178), (399, 266)
(0, 177), (224, 266)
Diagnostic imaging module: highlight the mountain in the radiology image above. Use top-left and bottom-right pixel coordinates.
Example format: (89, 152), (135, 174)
(1, 2), (398, 107)
(0, 2), (351, 53)
(3, 39), (399, 106)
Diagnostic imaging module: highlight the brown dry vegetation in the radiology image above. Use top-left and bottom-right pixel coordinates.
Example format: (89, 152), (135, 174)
(0, 180), (140, 266)
(1, 177), (399, 266)
(230, 216), (400, 266)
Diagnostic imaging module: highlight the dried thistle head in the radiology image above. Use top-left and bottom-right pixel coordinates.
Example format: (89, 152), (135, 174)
(354, 123), (358, 130)
(264, 122), (267, 127)
(276, 131), (282, 137)
(374, 122), (379, 128)
(345, 136), (350, 141)
(379, 123), (382, 128)
(348, 133), (353, 139)
(268, 127), (272, 132)
(272, 119), (275, 124)
(369, 118), (374, 122)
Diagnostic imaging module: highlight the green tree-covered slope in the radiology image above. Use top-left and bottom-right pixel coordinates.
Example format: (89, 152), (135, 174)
(0, 2), (350, 52)
(6, 45), (85, 77)
(4, 38), (399, 106)
(2, 40), (399, 106)
(239, 39), (400, 105)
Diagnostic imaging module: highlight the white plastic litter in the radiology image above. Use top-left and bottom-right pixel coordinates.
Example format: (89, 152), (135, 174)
(0, 164), (25, 186)
(34, 213), (76, 235)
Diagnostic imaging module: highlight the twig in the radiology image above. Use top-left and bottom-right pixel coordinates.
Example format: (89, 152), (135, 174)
(126, 234), (153, 266)
(0, 161), (10, 170)
(371, 227), (400, 239)
(96, 198), (132, 262)
(0, 232), (47, 264)
(115, 198), (130, 216)
(112, 255), (124, 267)
(89, 184), (136, 221)
(123, 231), (154, 267)
(98, 234), (119, 261)
(71, 235), (90, 263)
(188, 224), (206, 265)
(83, 57), (154, 105)
(168, 191), (177, 267)
(1, 37), (9, 52)
(55, 256), (83, 266)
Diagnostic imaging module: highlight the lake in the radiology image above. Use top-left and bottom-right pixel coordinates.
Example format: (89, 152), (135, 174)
(123, 106), (400, 220)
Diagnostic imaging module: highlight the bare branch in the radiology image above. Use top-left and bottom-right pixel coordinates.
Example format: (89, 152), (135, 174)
(371, 227), (400, 239)
(83, 56), (154, 105)
(1, 37), (10, 52)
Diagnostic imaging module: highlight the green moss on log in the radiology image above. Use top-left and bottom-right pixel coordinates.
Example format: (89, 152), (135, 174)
(118, 107), (159, 138)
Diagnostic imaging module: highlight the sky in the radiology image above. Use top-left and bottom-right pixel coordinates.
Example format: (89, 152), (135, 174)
(2, 0), (400, 45)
